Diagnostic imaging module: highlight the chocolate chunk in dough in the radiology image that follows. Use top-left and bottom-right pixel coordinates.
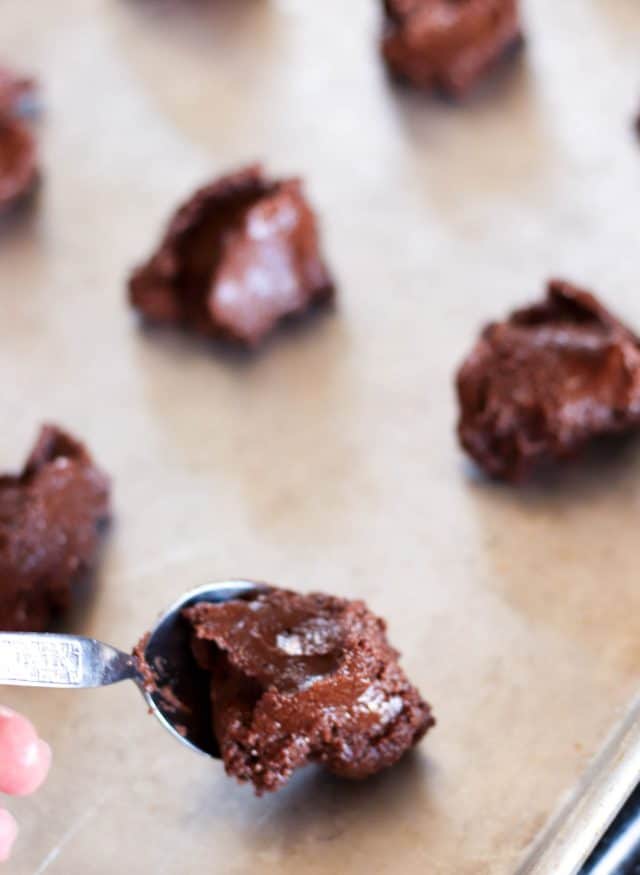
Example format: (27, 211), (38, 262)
(0, 426), (111, 631)
(456, 280), (640, 481)
(381, 0), (522, 96)
(183, 587), (434, 794)
(129, 165), (334, 347)
(0, 65), (38, 118)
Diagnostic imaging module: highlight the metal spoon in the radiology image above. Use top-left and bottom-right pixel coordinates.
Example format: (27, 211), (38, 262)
(0, 579), (264, 757)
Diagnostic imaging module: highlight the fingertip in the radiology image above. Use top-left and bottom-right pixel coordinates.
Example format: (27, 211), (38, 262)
(0, 711), (50, 796)
(0, 809), (18, 863)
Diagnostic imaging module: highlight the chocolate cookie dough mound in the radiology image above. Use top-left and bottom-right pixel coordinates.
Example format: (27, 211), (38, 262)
(184, 588), (433, 794)
(129, 165), (334, 347)
(0, 64), (39, 214)
(456, 280), (640, 481)
(0, 114), (37, 213)
(381, 0), (522, 96)
(0, 425), (111, 631)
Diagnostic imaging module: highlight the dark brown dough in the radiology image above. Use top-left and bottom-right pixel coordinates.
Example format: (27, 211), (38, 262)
(381, 0), (522, 96)
(129, 165), (334, 347)
(456, 280), (640, 481)
(0, 114), (37, 213)
(0, 425), (111, 631)
(0, 64), (38, 213)
(183, 587), (434, 794)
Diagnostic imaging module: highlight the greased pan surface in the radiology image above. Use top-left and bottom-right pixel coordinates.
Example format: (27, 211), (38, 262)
(2, 1), (640, 872)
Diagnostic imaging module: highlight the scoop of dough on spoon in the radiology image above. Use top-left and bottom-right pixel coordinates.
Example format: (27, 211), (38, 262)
(0, 580), (264, 758)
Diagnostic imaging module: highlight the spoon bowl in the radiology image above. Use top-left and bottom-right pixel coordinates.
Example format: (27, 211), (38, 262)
(141, 579), (266, 757)
(0, 579), (266, 758)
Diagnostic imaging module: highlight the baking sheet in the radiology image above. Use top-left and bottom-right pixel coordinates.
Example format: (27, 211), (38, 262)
(2, 1), (640, 872)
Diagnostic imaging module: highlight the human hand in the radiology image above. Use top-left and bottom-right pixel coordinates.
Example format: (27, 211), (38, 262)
(0, 707), (51, 862)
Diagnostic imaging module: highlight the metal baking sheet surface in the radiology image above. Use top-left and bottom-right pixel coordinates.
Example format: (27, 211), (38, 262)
(2, 1), (640, 872)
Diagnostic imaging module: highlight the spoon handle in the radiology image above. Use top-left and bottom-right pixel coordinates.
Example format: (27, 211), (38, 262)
(0, 633), (139, 689)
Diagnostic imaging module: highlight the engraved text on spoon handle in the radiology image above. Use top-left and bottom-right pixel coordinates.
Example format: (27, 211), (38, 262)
(0, 633), (138, 688)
